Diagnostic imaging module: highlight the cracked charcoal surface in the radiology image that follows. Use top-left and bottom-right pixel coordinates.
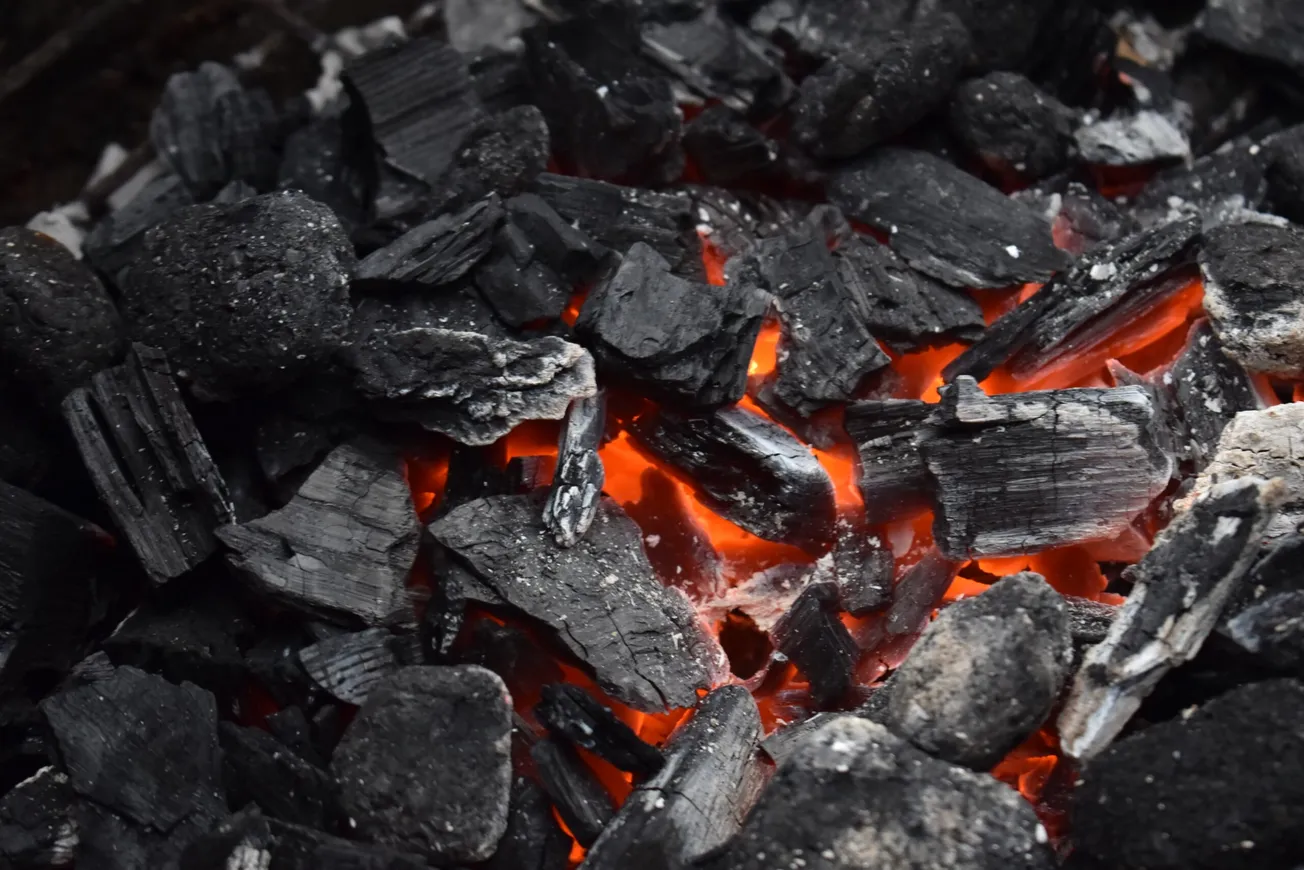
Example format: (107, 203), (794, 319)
(333, 666), (512, 864)
(430, 494), (718, 711)
(543, 393), (607, 547)
(949, 72), (1075, 181)
(118, 191), (355, 402)
(505, 193), (610, 284)
(846, 398), (934, 525)
(355, 196), (504, 287)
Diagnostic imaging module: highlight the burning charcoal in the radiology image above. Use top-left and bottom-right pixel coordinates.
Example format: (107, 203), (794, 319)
(703, 563), (815, 634)
(0, 766), (75, 868)
(0, 227), (125, 406)
(524, 8), (682, 184)
(828, 148), (1068, 289)
(1059, 477), (1285, 761)
(885, 548), (961, 639)
(1163, 321), (1264, 469)
(298, 628), (414, 706)
(484, 778), (571, 870)
(576, 243), (768, 407)
(920, 378), (1174, 559)
(642, 11), (791, 116)
(949, 72), (1075, 181)
(543, 393), (606, 547)
(832, 534), (894, 615)
(630, 405), (837, 551)
(1073, 679), (1304, 870)
(217, 441), (419, 625)
(683, 106), (779, 185)
(773, 583), (858, 708)
(344, 38), (482, 183)
(506, 193), (610, 284)
(119, 190), (354, 401)
(1065, 595), (1119, 648)
(536, 684), (663, 777)
(474, 223), (571, 327)
(220, 723), (338, 829)
(791, 13), (969, 159)
(350, 327), (596, 446)
(531, 738), (613, 848)
(1201, 0), (1304, 79)
(63, 346), (234, 584)
(277, 114), (374, 233)
(83, 174), (196, 277)
(1014, 179), (1136, 256)
(1200, 222), (1304, 379)
(878, 573), (1071, 770)
(355, 195), (504, 287)
(583, 686), (767, 869)
(944, 216), (1202, 383)
(1075, 110), (1191, 166)
(334, 666), (511, 862)
(1131, 138), (1268, 230)
(1264, 124), (1304, 223)
(353, 281), (510, 342)
(714, 717), (1053, 870)
(845, 398), (934, 525)
(431, 495), (719, 710)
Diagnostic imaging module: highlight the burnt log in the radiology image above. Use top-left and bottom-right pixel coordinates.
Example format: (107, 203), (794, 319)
(772, 583), (858, 709)
(845, 398), (933, 525)
(543, 392), (607, 547)
(537, 684), (663, 778)
(355, 195), (504, 288)
(885, 548), (961, 639)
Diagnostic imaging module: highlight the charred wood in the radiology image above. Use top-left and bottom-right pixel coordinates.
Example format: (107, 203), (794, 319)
(949, 72), (1076, 182)
(772, 582), (858, 708)
(355, 195), (504, 288)
(845, 398), (933, 525)
(432, 105), (551, 209)
(543, 393), (607, 547)
(1163, 320), (1264, 469)
(683, 106), (780, 185)
(0, 766), (75, 869)
(506, 192), (611, 284)
(537, 684), (663, 778)
(1131, 137), (1268, 230)
(831, 533), (894, 616)
(885, 548), (961, 639)
(298, 627), (416, 706)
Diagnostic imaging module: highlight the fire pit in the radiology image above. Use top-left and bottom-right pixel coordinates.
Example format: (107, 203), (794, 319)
(2, 0), (1304, 868)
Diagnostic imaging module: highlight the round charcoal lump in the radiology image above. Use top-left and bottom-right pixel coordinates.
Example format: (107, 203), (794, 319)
(120, 190), (355, 400)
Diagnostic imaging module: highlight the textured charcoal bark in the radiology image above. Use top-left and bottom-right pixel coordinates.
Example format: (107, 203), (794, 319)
(944, 216), (1202, 383)
(1163, 320), (1264, 469)
(714, 717), (1053, 870)
(217, 441), (419, 626)
(298, 628), (410, 706)
(0, 227), (124, 410)
(773, 583), (858, 709)
(878, 573), (1071, 770)
(350, 326), (597, 446)
(582, 686), (767, 870)
(333, 666), (511, 863)
(118, 191), (355, 401)
(1065, 596), (1119, 648)
(1059, 478), (1285, 761)
(429, 494), (719, 711)
(1075, 110), (1191, 166)
(355, 195), (504, 288)
(845, 398), (934, 525)
(949, 72), (1075, 181)
(629, 405), (837, 552)
(484, 778), (572, 870)
(576, 243), (768, 407)
(532, 737), (614, 848)
(683, 106), (780, 185)
(0, 766), (76, 868)
(1201, 0), (1304, 79)
(1200, 222), (1304, 379)
(543, 393), (607, 547)
(1073, 679), (1304, 870)
(63, 345), (234, 585)
(219, 722), (338, 830)
(537, 684), (664, 778)
(828, 148), (1068, 289)
(920, 378), (1174, 559)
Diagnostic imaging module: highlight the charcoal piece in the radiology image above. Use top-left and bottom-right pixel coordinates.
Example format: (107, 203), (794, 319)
(1200, 222), (1304, 378)
(828, 148), (1068, 289)
(433, 103), (550, 208)
(1074, 679), (1304, 870)
(333, 666), (510, 862)
(41, 666), (224, 834)
(948, 72), (1075, 181)
(1164, 321), (1263, 469)
(265, 707), (326, 770)
(242, 628), (316, 711)
(445, 0), (533, 52)
(583, 686), (767, 869)
(63, 346), (234, 584)
(524, 9), (683, 184)
(1264, 123), (1304, 223)
(474, 223), (571, 327)
(749, 0), (917, 61)
(506, 193), (610, 284)
(102, 592), (249, 696)
(575, 243), (768, 407)
(1131, 138), (1268, 230)
(832, 534), (894, 615)
(1014, 179), (1136, 256)
(277, 113), (374, 232)
(119, 190), (354, 401)
(219, 723), (337, 829)
(255, 410), (342, 486)
(182, 810), (432, 870)
(1065, 596), (1118, 648)
(345, 38), (482, 183)
(217, 441), (419, 625)
(356, 196), (504, 287)
(1201, 0), (1304, 79)
(1225, 591), (1304, 673)
(683, 106), (779, 184)
(430, 494), (718, 711)
(531, 738), (613, 848)
(484, 778), (571, 870)
(920, 378), (1174, 559)
(879, 572), (1071, 770)
(536, 684), (663, 778)
(75, 799), (222, 870)
(642, 10), (791, 115)
(1075, 110), (1191, 166)
(714, 717), (1053, 870)
(885, 548), (960, 638)
(944, 216), (1202, 383)
(353, 282), (509, 342)
(1059, 477), (1284, 761)
(791, 13), (969, 159)
(934, 0), (1058, 71)
(772, 583), (858, 708)
(845, 398), (933, 525)
(84, 173), (197, 277)
(350, 327), (596, 446)
(455, 619), (565, 697)
(630, 405), (837, 551)
(298, 628), (408, 705)
(0, 766), (75, 868)
(759, 711), (847, 768)
(543, 393), (606, 547)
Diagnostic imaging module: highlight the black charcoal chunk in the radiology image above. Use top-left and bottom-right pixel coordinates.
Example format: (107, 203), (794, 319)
(832, 534), (894, 615)
(483, 778), (571, 870)
(0, 766), (75, 868)
(543, 393), (606, 547)
(1200, 222), (1304, 378)
(1264, 124), (1304, 223)
(715, 717), (1053, 870)
(345, 39), (482, 183)
(102, 591), (249, 696)
(642, 11), (791, 115)
(630, 405), (837, 552)
(934, 0), (1058, 71)
(298, 628), (411, 705)
(846, 398), (934, 525)
(1075, 110), (1191, 166)
(683, 106), (779, 184)
(63, 346), (234, 584)
(350, 326), (596, 446)
(1131, 138), (1268, 230)
(1014, 179), (1135, 256)
(879, 573), (1071, 770)
(921, 378), (1173, 559)
(1074, 679), (1304, 870)
(278, 114), (374, 232)
(885, 548), (961, 639)
(829, 148), (1068, 289)
(1225, 590), (1304, 673)
(220, 723), (337, 829)
(0, 227), (124, 410)
(1065, 596), (1118, 648)
(265, 707), (326, 770)
(531, 738), (613, 848)
(429, 495), (718, 711)
(434, 105), (550, 211)
(583, 686), (767, 869)
(506, 193), (610, 284)
(792, 13), (969, 159)
(576, 243), (768, 407)
(1060, 478), (1285, 760)
(334, 666), (510, 862)
(1201, 0), (1304, 79)
(537, 684), (663, 778)
(84, 174), (196, 277)
(183, 809), (433, 870)
(749, 0), (916, 61)
(949, 72), (1076, 181)
(1164, 321), (1263, 469)
(474, 223), (571, 327)
(356, 196), (504, 287)
(119, 191), (354, 401)
(773, 583), (858, 708)
(217, 441), (419, 625)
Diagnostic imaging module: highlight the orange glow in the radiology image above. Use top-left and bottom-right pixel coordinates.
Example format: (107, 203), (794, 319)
(561, 289), (587, 327)
(943, 575), (992, 602)
(961, 545), (1111, 601)
(748, 319), (781, 377)
(553, 809), (585, 866)
(992, 727), (1067, 842)
(889, 343), (968, 402)
(700, 232), (729, 286)
(406, 455), (449, 516)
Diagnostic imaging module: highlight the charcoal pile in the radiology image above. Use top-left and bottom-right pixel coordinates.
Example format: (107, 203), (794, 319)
(5, 0), (1304, 868)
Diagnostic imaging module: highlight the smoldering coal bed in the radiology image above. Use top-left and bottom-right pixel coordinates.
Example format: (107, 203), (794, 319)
(3, 0), (1304, 869)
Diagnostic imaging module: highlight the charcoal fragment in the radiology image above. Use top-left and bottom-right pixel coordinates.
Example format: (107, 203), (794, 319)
(935, 0), (1058, 71)
(749, 0), (915, 62)
(83, 174), (196, 278)
(773, 583), (858, 708)
(102, 590), (249, 696)
(1201, 0), (1304, 79)
(537, 684), (663, 777)
(1225, 590), (1304, 673)
(1075, 110), (1191, 166)
(531, 738), (613, 848)
(356, 195), (504, 287)
(219, 723), (338, 829)
(543, 393), (607, 547)
(845, 398), (934, 525)
(886, 548), (961, 639)
(506, 193), (610, 284)
(277, 113), (374, 232)
(1264, 124), (1304, 223)
(0, 766), (75, 868)
(182, 809), (433, 870)
(298, 627), (410, 705)
(434, 105), (550, 210)
(1163, 321), (1264, 469)
(832, 534), (894, 615)
(474, 223), (571, 327)
(1131, 138), (1268, 230)
(683, 106), (779, 184)
(949, 72), (1076, 181)
(483, 778), (571, 870)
